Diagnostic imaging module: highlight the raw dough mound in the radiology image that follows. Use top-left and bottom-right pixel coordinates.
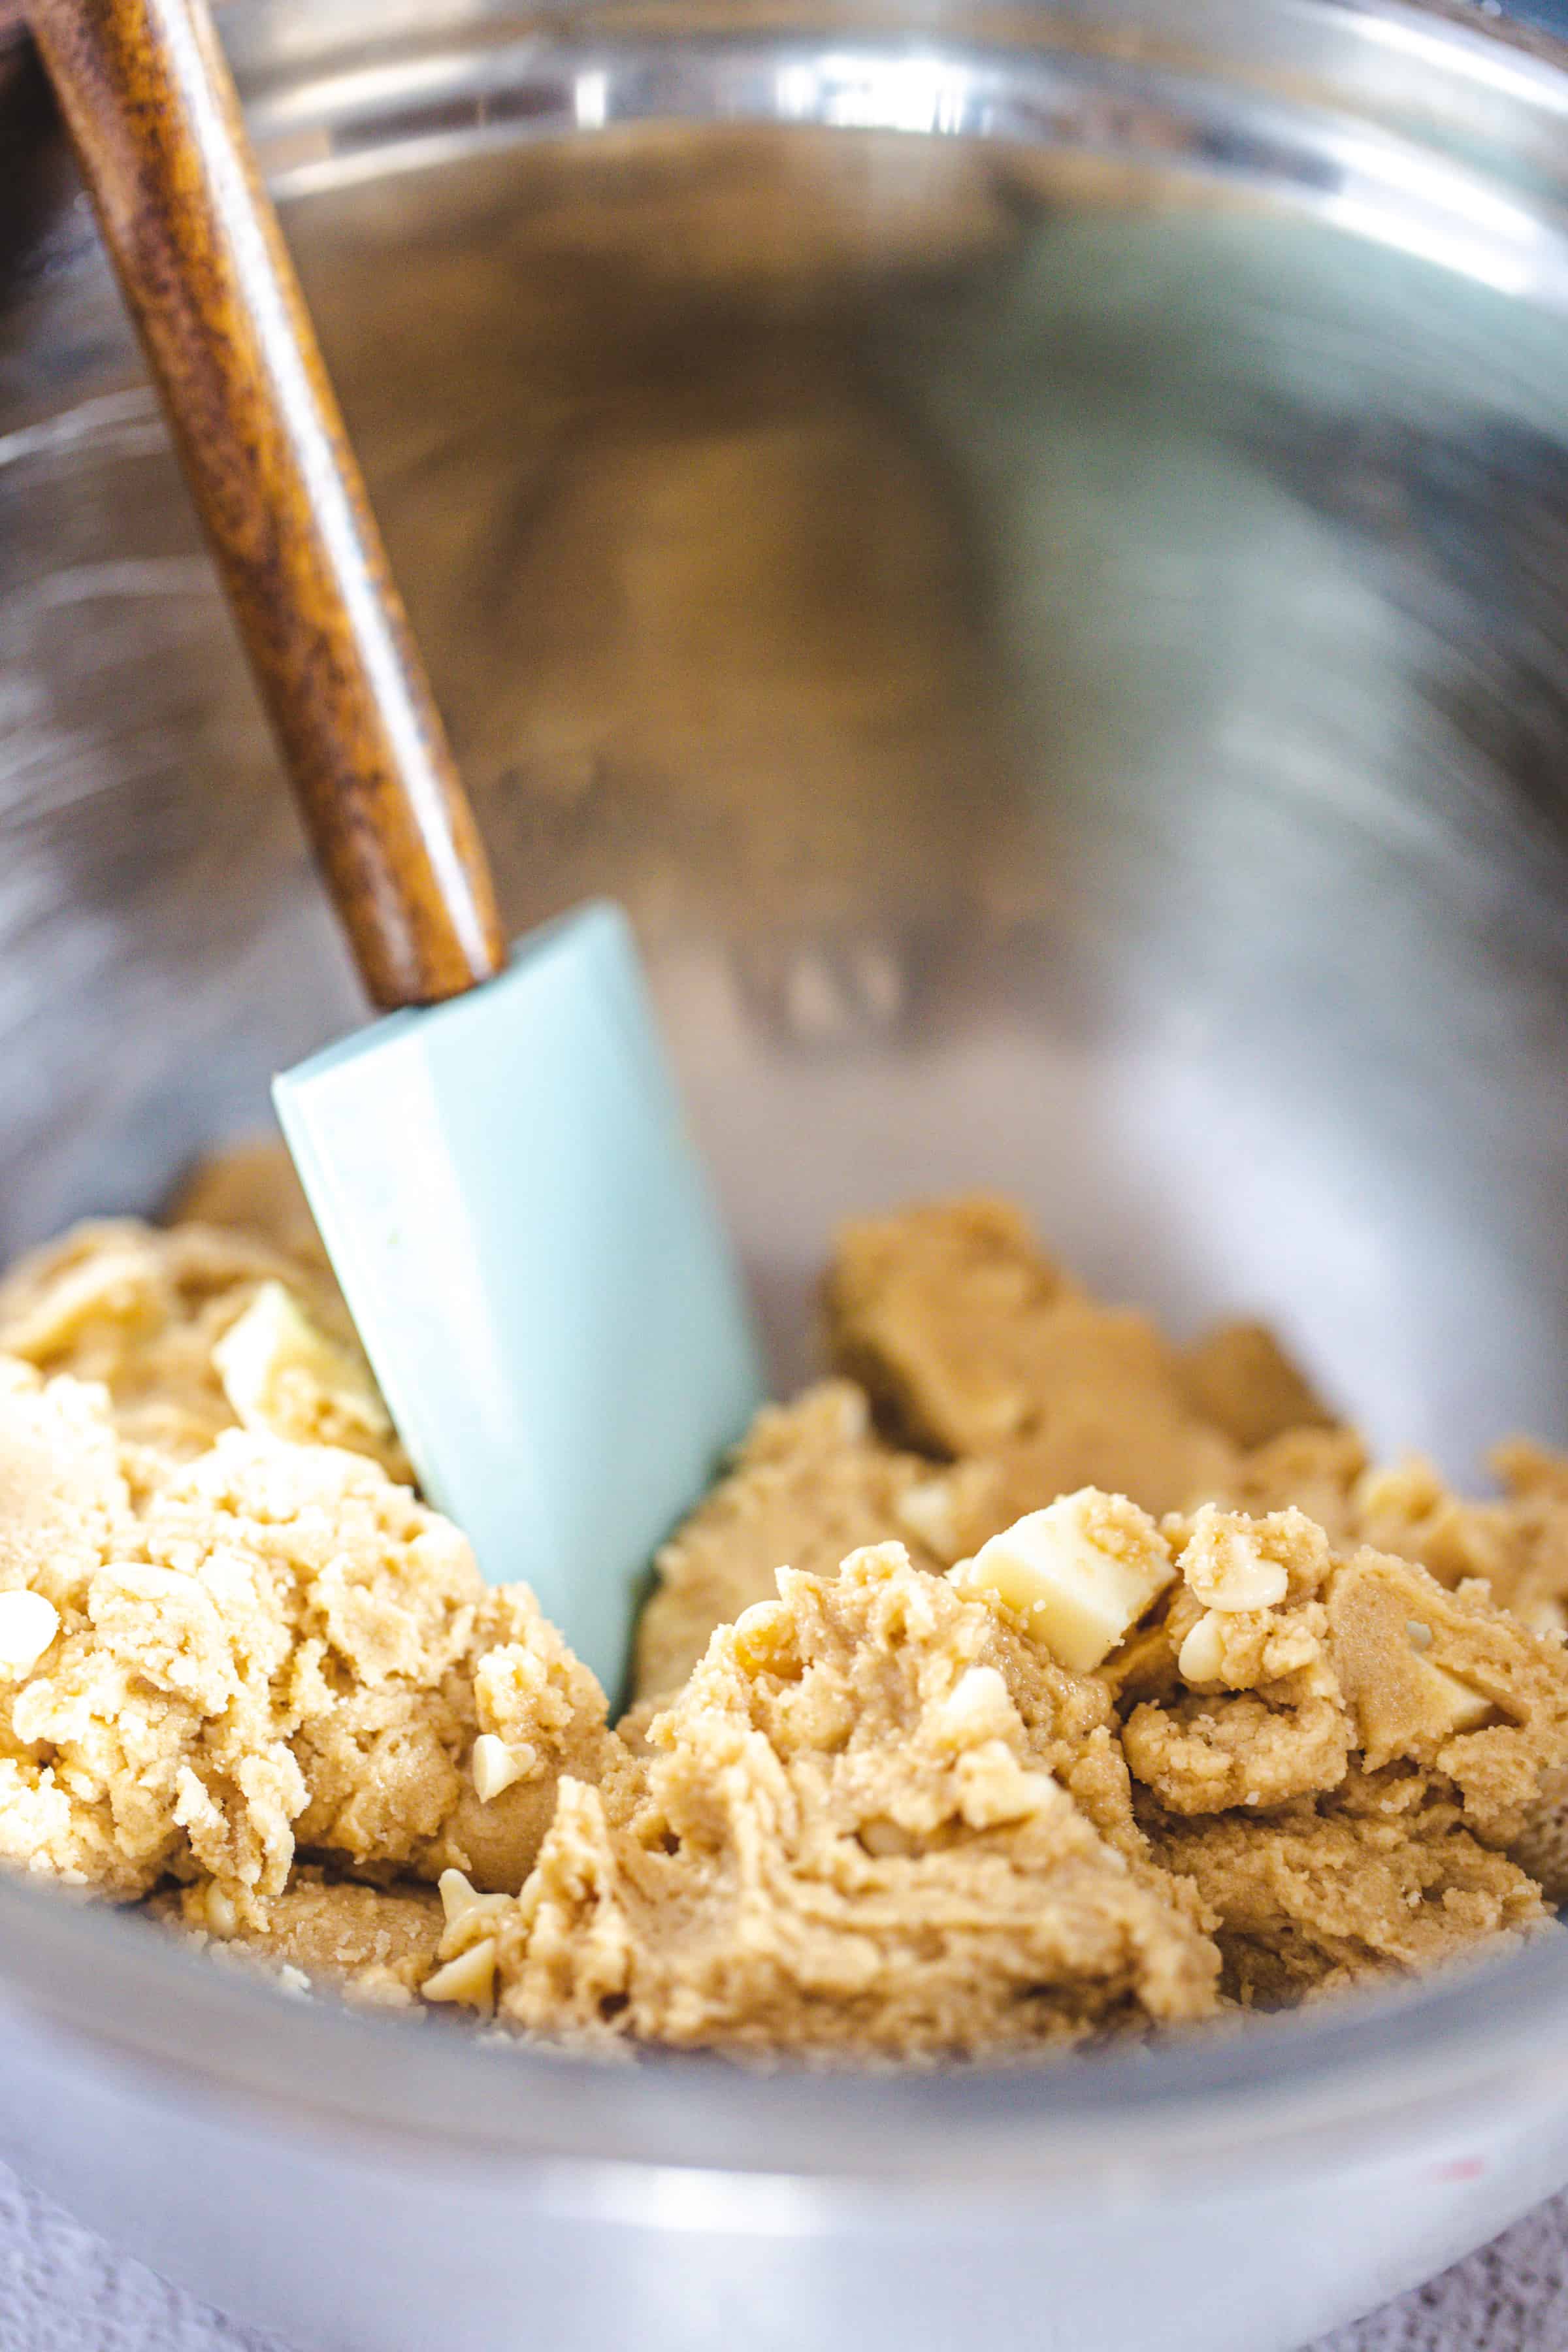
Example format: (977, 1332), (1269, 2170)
(455, 1543), (1221, 2060)
(0, 1361), (607, 1918)
(1177, 1320), (1336, 1452)
(1150, 1786), (1548, 2008)
(6, 1172), (1566, 2060)
(168, 1137), (328, 1267)
(1111, 1503), (1568, 1999)
(638, 1198), (1348, 1690)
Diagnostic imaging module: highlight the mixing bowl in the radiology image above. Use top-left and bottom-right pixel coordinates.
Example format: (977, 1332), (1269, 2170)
(5, 2), (1568, 2345)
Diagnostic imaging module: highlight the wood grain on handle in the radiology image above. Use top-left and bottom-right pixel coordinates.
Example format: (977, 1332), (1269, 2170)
(27, 0), (505, 1009)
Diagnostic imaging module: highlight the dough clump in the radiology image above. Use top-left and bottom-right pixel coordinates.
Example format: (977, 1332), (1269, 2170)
(437, 1495), (1567, 2055)
(0, 1350), (606, 1921)
(453, 1540), (1222, 2058)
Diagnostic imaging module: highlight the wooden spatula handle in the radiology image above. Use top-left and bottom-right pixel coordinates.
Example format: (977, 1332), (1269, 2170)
(28, 0), (506, 1009)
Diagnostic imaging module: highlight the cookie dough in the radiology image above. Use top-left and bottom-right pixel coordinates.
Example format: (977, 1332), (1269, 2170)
(2, 1167), (1567, 2054)
(0, 1352), (607, 1920)
(152, 1869), (444, 2008)
(424, 1488), (1565, 2056)
(633, 1380), (945, 1701)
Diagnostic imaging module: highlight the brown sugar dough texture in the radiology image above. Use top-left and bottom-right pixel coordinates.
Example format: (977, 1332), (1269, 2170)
(167, 1137), (329, 1268)
(632, 1380), (947, 1701)
(1347, 1440), (1568, 1899)
(1177, 1320), (1336, 1452)
(451, 1542), (1222, 2061)
(1352, 1446), (1568, 1640)
(152, 1869), (444, 2008)
(0, 1360), (608, 1919)
(1111, 1503), (1568, 2004)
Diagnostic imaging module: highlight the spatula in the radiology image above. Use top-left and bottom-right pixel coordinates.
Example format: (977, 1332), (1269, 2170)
(30, 0), (764, 1693)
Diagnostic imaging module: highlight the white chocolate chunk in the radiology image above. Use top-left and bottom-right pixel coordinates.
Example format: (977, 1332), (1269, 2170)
(0, 1589), (59, 1677)
(204, 1886), (237, 1940)
(437, 1868), (512, 1929)
(423, 1937), (498, 2012)
(1417, 1658), (1497, 1735)
(1180, 1513), (1288, 1613)
(1177, 1610), (1227, 1685)
(214, 1281), (390, 1442)
(471, 1733), (529, 1803)
(950, 1491), (1174, 1673)
(928, 1666), (1015, 1752)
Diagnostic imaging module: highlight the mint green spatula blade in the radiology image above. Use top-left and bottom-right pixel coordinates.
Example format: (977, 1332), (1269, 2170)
(274, 901), (764, 1695)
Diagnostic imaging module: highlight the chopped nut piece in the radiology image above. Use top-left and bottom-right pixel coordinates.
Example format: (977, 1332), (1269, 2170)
(423, 1936), (498, 2012)
(471, 1734), (529, 1803)
(0, 1588), (59, 1676)
(438, 1868), (480, 1925)
(436, 1868), (512, 1929)
(950, 1492), (1173, 1672)
(894, 1475), (967, 1558)
(1180, 1515), (1288, 1614)
(1177, 1611), (1226, 1685)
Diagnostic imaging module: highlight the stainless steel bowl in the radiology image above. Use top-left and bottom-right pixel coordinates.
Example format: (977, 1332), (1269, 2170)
(5, 5), (1568, 2347)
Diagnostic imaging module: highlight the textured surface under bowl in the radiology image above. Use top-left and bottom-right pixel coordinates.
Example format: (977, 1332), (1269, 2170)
(7, 5), (1568, 2350)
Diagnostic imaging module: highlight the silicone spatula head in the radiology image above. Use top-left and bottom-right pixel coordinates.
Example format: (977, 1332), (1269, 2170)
(36, 0), (763, 1691)
(276, 904), (762, 1691)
